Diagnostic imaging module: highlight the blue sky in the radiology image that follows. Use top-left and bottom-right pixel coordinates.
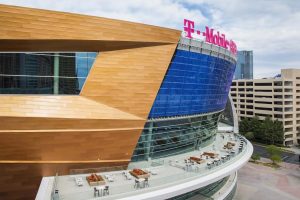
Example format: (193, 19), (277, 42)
(0, 0), (299, 78)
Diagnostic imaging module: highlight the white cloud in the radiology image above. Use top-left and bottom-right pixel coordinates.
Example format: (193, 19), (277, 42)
(0, 0), (208, 28)
(185, 0), (300, 77)
(0, 0), (299, 78)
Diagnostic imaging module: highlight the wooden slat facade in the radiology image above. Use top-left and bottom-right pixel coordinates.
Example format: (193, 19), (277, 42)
(81, 44), (178, 118)
(0, 4), (181, 200)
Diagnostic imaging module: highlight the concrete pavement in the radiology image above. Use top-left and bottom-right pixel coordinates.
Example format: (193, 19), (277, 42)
(234, 162), (300, 200)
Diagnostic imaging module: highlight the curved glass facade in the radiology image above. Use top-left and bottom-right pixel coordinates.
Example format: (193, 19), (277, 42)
(0, 52), (97, 94)
(132, 47), (236, 162)
(131, 112), (220, 162)
(149, 49), (235, 118)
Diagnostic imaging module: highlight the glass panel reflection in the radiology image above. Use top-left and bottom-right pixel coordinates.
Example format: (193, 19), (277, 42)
(131, 112), (220, 162)
(149, 49), (236, 117)
(0, 52), (97, 94)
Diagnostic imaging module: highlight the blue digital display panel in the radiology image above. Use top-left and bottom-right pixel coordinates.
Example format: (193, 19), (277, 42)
(149, 49), (236, 118)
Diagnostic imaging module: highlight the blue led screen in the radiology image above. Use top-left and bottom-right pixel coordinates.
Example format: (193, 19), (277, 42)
(148, 49), (236, 118)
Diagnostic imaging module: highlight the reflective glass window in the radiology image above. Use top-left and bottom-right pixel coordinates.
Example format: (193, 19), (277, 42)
(0, 52), (97, 94)
(149, 49), (236, 117)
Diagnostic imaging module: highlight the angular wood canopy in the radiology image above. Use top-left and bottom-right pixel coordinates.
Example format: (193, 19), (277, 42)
(0, 4), (181, 200)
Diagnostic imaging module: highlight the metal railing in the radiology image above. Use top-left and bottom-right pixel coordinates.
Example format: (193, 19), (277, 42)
(51, 173), (60, 200)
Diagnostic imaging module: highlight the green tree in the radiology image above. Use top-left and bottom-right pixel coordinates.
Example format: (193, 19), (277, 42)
(260, 117), (284, 144)
(250, 116), (262, 141)
(251, 153), (261, 163)
(266, 145), (282, 165)
(263, 117), (274, 144)
(245, 132), (254, 140)
(266, 144), (281, 155)
(239, 118), (251, 135)
(272, 120), (284, 144)
(239, 116), (284, 145)
(270, 154), (282, 164)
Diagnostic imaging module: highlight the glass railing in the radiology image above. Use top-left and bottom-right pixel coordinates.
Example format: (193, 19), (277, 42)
(69, 166), (128, 175)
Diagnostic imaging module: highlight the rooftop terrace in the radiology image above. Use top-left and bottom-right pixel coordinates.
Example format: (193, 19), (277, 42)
(38, 132), (252, 200)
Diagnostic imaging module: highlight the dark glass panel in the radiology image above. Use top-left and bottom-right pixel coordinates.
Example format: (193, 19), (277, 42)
(0, 52), (97, 94)
(131, 112), (220, 162)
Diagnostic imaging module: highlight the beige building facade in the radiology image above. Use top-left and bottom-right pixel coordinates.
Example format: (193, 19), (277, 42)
(231, 68), (300, 146)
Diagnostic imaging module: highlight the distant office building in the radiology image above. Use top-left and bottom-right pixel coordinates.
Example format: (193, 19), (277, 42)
(231, 69), (300, 146)
(234, 51), (253, 79)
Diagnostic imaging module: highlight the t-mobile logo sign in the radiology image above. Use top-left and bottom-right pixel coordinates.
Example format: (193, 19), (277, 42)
(183, 19), (237, 55)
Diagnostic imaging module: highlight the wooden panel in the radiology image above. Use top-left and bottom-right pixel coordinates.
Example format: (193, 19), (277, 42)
(0, 129), (141, 161)
(0, 4), (181, 199)
(81, 44), (177, 118)
(0, 4), (181, 51)
(0, 39), (171, 52)
(0, 162), (127, 200)
(0, 117), (144, 130)
(0, 96), (143, 120)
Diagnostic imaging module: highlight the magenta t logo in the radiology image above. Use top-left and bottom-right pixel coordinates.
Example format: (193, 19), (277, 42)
(184, 19), (194, 39)
(183, 19), (237, 55)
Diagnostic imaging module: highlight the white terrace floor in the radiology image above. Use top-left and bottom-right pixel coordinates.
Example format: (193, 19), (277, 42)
(53, 133), (250, 200)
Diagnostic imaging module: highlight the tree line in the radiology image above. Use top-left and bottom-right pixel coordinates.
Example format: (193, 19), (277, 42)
(239, 116), (284, 145)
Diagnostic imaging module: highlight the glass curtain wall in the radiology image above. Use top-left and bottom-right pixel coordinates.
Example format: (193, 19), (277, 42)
(131, 112), (221, 162)
(0, 52), (97, 94)
(131, 48), (236, 162)
(149, 49), (235, 118)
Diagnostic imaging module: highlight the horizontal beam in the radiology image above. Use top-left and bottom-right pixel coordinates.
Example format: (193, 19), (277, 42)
(0, 39), (173, 51)
(0, 160), (130, 164)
